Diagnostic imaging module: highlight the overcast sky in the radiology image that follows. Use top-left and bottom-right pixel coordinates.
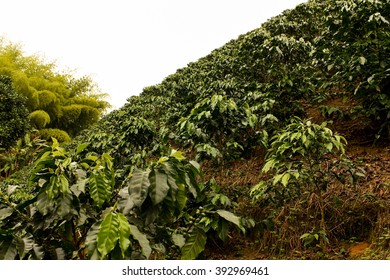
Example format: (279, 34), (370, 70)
(1, 0), (306, 109)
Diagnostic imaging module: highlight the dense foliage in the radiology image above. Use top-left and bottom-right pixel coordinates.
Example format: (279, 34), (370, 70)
(0, 38), (110, 138)
(1, 0), (389, 259)
(80, 0), (389, 161)
(0, 140), (247, 259)
(0, 75), (30, 149)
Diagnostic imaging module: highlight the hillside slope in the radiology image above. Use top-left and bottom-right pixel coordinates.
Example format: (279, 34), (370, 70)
(1, 0), (389, 260)
(76, 0), (390, 259)
(80, 0), (389, 164)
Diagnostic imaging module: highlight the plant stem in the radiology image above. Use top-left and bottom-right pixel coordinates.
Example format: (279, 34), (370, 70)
(0, 190), (32, 222)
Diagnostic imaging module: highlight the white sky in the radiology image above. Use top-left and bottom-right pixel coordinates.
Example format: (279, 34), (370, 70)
(0, 0), (306, 109)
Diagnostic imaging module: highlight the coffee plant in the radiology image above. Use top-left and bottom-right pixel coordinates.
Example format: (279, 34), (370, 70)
(0, 139), (248, 259)
(1, 0), (389, 260)
(251, 118), (364, 248)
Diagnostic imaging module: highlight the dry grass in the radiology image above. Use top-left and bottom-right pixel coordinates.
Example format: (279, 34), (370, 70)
(202, 142), (390, 259)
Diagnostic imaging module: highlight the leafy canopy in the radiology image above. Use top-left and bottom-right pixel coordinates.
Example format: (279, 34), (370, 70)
(0, 38), (110, 137)
(0, 75), (30, 149)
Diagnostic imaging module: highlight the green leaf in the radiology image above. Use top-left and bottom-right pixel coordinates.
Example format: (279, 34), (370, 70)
(189, 160), (200, 172)
(0, 207), (13, 219)
(97, 212), (119, 259)
(172, 233), (186, 248)
(56, 191), (73, 218)
(0, 240), (17, 260)
(273, 173), (284, 185)
(62, 157), (72, 167)
(76, 143), (90, 155)
(367, 75), (375, 84)
(217, 220), (229, 241)
(36, 191), (55, 215)
(176, 184), (188, 211)
(53, 248), (66, 260)
(325, 142), (333, 152)
(15, 234), (34, 259)
(170, 149), (186, 161)
(216, 210), (245, 233)
(281, 173), (290, 187)
(70, 178), (87, 197)
(117, 213), (131, 258)
(85, 222), (101, 260)
(262, 159), (275, 173)
(117, 188), (135, 215)
(148, 169), (170, 205)
(45, 175), (59, 200)
(51, 137), (60, 149)
(359, 56), (367, 65)
(129, 224), (151, 259)
(144, 205), (161, 225)
(89, 171), (111, 208)
(58, 174), (69, 195)
(7, 185), (19, 195)
(181, 227), (207, 260)
(30, 244), (44, 260)
(128, 169), (150, 208)
(87, 155), (99, 162)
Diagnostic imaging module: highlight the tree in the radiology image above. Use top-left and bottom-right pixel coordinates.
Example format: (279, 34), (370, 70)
(0, 38), (110, 137)
(0, 75), (30, 149)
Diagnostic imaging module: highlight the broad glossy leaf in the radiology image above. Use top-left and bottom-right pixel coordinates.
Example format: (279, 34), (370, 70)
(217, 220), (229, 241)
(128, 169), (150, 208)
(273, 173), (284, 185)
(58, 174), (69, 195)
(144, 205), (161, 225)
(161, 161), (179, 177)
(262, 159), (275, 173)
(325, 142), (333, 152)
(170, 150), (186, 161)
(167, 174), (178, 193)
(189, 160), (200, 172)
(0, 207), (13, 219)
(172, 233), (185, 248)
(45, 175), (59, 200)
(62, 157), (72, 167)
(54, 248), (66, 260)
(36, 191), (55, 215)
(56, 191), (73, 218)
(85, 222), (100, 260)
(70, 178), (87, 197)
(148, 169), (169, 205)
(97, 212), (119, 259)
(281, 173), (290, 187)
(15, 234), (34, 259)
(176, 184), (187, 211)
(7, 185), (18, 195)
(117, 188), (134, 215)
(181, 227), (207, 260)
(216, 210), (245, 233)
(51, 137), (60, 149)
(0, 240), (17, 260)
(117, 213), (131, 257)
(30, 244), (44, 260)
(76, 143), (90, 155)
(89, 171), (111, 208)
(129, 224), (151, 259)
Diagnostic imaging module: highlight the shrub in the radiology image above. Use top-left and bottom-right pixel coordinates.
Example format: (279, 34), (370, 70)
(0, 75), (30, 149)
(29, 110), (50, 129)
(250, 117), (363, 250)
(39, 128), (71, 143)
